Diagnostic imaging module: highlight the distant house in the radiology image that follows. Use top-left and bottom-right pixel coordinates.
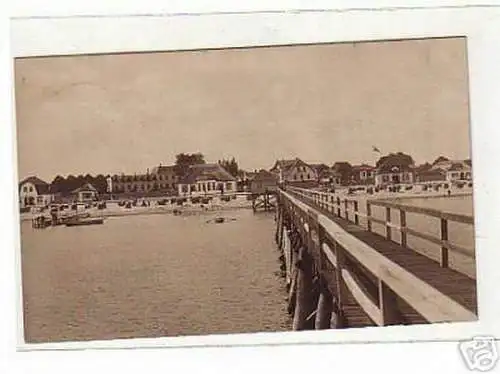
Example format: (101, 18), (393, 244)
(331, 162), (353, 186)
(429, 159), (472, 182)
(375, 153), (415, 186)
(270, 158), (318, 188)
(72, 183), (99, 202)
(250, 169), (279, 194)
(111, 164), (179, 195)
(414, 163), (446, 183)
(177, 163), (237, 196)
(19, 176), (54, 208)
(446, 162), (472, 182)
(351, 164), (376, 185)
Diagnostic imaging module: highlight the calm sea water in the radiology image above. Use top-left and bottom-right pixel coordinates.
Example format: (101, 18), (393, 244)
(21, 209), (291, 343)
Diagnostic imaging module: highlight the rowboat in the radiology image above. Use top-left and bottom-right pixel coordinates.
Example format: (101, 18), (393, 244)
(65, 217), (105, 227)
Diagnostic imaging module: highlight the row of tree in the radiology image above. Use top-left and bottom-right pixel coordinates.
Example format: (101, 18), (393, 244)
(50, 174), (109, 195)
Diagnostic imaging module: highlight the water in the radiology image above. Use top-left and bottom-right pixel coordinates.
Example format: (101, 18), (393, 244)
(20, 209), (291, 343)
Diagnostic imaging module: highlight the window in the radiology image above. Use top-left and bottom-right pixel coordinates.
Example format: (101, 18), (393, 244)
(29, 186), (33, 192)
(300, 175), (304, 181)
(226, 182), (232, 190)
(23, 186), (28, 193)
(182, 185), (188, 193)
(307, 174), (310, 180)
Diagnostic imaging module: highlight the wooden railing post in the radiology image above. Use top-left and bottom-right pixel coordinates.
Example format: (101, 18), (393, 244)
(385, 207), (392, 240)
(354, 200), (359, 225)
(378, 279), (399, 326)
(400, 209), (407, 248)
(334, 242), (348, 328)
(366, 201), (372, 232)
(292, 246), (316, 330)
(440, 218), (449, 268)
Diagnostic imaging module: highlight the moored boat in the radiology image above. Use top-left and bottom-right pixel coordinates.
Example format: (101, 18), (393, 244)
(65, 217), (105, 227)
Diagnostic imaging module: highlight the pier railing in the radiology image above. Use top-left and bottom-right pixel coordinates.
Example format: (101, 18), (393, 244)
(278, 188), (476, 327)
(285, 186), (475, 269)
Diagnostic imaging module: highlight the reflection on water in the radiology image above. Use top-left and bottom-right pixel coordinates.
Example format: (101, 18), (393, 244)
(21, 209), (291, 343)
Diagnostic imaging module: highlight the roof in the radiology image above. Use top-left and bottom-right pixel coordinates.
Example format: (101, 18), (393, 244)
(19, 176), (50, 194)
(332, 161), (352, 169)
(414, 163), (433, 173)
(252, 169), (279, 182)
(179, 163), (236, 184)
(270, 159), (298, 172)
(448, 162), (469, 172)
(150, 165), (176, 174)
(352, 164), (375, 171)
(376, 153), (414, 173)
(72, 183), (98, 194)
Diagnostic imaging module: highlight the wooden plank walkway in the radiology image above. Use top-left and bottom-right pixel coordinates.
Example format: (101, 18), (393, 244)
(289, 191), (477, 328)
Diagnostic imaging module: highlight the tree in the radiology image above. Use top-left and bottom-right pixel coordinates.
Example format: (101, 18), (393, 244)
(93, 174), (108, 194)
(174, 152), (206, 177)
(50, 175), (67, 194)
(376, 152), (414, 169)
(218, 157), (239, 177)
(332, 162), (353, 186)
(432, 156), (449, 165)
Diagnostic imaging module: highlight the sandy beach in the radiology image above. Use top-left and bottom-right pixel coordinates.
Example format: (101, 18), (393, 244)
(20, 194), (256, 222)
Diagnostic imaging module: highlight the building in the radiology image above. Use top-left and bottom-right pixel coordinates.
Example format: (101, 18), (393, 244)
(111, 164), (179, 195)
(429, 158), (472, 183)
(270, 158), (318, 187)
(177, 163), (237, 197)
(414, 163), (446, 183)
(351, 164), (376, 185)
(249, 169), (279, 194)
(331, 162), (353, 186)
(374, 153), (415, 186)
(71, 183), (98, 202)
(19, 176), (54, 208)
(445, 162), (472, 182)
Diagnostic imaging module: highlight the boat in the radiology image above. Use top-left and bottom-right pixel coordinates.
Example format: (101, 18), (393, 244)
(65, 217), (105, 227)
(214, 217), (225, 224)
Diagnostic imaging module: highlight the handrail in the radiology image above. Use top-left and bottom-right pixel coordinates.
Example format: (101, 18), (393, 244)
(280, 189), (476, 324)
(284, 185), (475, 264)
(368, 199), (474, 225)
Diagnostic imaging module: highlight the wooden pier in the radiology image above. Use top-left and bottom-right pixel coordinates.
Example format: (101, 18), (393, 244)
(251, 190), (277, 212)
(275, 186), (476, 330)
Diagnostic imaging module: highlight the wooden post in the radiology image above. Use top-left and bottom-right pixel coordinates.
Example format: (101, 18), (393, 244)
(315, 287), (333, 329)
(400, 210), (407, 248)
(440, 218), (449, 268)
(366, 201), (372, 232)
(378, 279), (399, 326)
(292, 247), (316, 330)
(334, 243), (349, 316)
(353, 200), (359, 226)
(385, 207), (392, 240)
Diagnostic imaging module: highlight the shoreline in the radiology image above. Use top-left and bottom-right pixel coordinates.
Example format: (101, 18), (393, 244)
(20, 201), (256, 222)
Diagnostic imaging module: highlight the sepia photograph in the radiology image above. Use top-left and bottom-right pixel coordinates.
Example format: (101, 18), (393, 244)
(14, 36), (477, 344)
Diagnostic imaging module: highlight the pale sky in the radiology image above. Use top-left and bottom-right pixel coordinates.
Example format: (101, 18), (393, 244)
(15, 37), (471, 182)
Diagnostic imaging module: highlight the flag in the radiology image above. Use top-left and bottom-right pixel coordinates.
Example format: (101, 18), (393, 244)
(372, 146), (381, 153)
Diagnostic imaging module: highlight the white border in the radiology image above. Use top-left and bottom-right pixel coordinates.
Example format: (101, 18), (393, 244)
(8, 6), (500, 352)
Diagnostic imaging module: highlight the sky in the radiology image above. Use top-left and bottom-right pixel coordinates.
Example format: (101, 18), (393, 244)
(14, 37), (471, 182)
